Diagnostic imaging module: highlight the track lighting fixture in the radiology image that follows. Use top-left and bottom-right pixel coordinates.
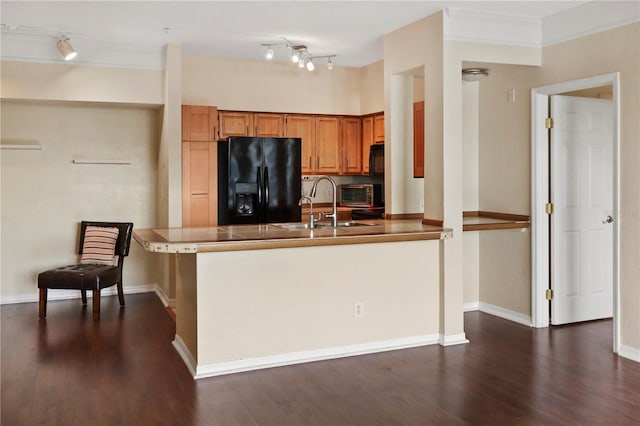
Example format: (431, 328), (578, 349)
(261, 38), (336, 71)
(56, 36), (77, 61)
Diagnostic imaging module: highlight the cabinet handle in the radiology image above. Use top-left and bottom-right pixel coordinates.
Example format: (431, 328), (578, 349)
(308, 157), (312, 169)
(317, 157), (319, 170)
(192, 192), (208, 196)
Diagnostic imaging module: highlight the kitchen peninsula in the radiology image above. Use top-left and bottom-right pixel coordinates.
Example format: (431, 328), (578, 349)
(134, 220), (452, 379)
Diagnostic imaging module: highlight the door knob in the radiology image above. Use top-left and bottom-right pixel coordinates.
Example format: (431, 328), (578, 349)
(602, 215), (614, 224)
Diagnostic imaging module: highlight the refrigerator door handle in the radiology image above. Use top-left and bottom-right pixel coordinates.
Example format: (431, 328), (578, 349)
(257, 166), (263, 216)
(263, 166), (270, 220)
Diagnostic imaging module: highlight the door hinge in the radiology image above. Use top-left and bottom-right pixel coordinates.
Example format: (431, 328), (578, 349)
(545, 203), (554, 214)
(545, 289), (554, 300)
(545, 117), (554, 129)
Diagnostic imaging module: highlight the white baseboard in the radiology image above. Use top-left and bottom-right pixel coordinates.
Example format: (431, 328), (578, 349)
(479, 302), (532, 327)
(183, 333), (440, 379)
(619, 344), (640, 363)
(438, 333), (469, 346)
(464, 302), (479, 312)
(172, 335), (197, 377)
(0, 283), (158, 305)
(154, 285), (176, 308)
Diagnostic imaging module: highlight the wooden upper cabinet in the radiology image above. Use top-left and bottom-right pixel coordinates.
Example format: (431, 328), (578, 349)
(315, 117), (340, 175)
(255, 113), (285, 137)
(340, 117), (362, 175)
(285, 115), (316, 175)
(361, 116), (374, 175)
(373, 113), (385, 143)
(413, 101), (425, 178)
(218, 111), (254, 138)
(182, 105), (217, 142)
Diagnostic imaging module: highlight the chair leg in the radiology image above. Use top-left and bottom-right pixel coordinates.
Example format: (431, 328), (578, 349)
(117, 281), (125, 306)
(92, 290), (100, 320)
(81, 289), (87, 305)
(39, 288), (47, 319)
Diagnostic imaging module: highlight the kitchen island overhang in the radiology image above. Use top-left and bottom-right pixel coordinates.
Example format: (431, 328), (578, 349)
(134, 220), (466, 379)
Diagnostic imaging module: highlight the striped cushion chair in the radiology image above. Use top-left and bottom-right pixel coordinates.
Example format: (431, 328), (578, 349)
(38, 221), (134, 320)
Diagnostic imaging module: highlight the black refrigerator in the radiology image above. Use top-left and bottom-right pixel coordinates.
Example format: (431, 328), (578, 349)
(218, 136), (302, 225)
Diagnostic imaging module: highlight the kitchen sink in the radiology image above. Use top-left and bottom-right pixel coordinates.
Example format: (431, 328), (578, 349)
(273, 221), (378, 230)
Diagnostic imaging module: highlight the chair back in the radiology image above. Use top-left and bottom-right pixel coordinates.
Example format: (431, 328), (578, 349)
(78, 221), (134, 257)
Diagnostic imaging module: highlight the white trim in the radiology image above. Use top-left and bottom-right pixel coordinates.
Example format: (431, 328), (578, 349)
(619, 344), (640, 363)
(542, 1), (640, 47)
(479, 302), (532, 327)
(438, 333), (469, 347)
(188, 334), (440, 379)
(1, 143), (42, 150)
(464, 302), (479, 312)
(172, 335), (197, 377)
(0, 283), (158, 305)
(154, 285), (176, 308)
(444, 7), (541, 48)
(531, 73), (621, 355)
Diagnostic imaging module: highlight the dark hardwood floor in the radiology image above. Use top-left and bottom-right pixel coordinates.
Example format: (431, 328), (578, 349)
(2, 293), (639, 425)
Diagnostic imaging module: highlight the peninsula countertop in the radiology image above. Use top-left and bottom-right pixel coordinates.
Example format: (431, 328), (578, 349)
(133, 220), (452, 254)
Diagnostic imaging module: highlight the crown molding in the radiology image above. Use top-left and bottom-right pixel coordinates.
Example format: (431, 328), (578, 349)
(444, 7), (541, 48)
(542, 1), (640, 47)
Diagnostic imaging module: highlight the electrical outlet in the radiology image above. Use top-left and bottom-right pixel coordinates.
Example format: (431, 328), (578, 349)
(419, 199), (424, 211)
(326, 188), (332, 198)
(354, 301), (364, 318)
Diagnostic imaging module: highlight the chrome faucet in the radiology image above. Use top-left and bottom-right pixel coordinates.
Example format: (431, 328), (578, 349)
(298, 195), (315, 229)
(310, 175), (337, 227)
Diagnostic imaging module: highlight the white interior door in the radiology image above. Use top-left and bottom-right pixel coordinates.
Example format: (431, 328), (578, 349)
(550, 95), (614, 325)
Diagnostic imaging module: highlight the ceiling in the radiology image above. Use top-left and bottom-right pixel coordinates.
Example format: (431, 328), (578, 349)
(1, 1), (587, 68)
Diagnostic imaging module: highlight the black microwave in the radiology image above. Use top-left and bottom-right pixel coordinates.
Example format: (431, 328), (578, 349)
(369, 144), (384, 176)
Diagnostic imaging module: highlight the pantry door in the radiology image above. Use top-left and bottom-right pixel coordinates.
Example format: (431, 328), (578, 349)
(550, 95), (614, 325)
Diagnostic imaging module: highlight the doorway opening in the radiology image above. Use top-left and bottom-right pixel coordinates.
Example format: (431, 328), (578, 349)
(531, 73), (620, 354)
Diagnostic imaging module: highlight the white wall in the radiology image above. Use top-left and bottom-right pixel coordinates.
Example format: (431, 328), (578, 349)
(0, 101), (160, 301)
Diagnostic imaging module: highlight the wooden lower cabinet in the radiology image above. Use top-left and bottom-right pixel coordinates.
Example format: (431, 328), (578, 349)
(182, 141), (217, 227)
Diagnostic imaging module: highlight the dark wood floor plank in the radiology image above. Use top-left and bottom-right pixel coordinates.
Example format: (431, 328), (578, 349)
(2, 293), (639, 425)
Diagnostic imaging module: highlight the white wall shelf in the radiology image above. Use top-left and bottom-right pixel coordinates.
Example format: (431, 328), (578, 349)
(72, 159), (131, 165)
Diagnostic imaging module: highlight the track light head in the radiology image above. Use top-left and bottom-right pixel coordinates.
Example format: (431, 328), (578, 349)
(56, 37), (77, 61)
(265, 45), (274, 60)
(306, 59), (315, 71)
(327, 58), (333, 70)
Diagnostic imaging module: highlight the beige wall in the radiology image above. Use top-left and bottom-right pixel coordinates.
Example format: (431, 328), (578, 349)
(0, 101), (160, 300)
(360, 60), (384, 114)
(0, 61), (163, 105)
(182, 54), (362, 115)
(538, 23), (640, 351)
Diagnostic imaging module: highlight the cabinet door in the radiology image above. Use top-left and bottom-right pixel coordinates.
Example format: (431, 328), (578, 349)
(255, 113), (285, 137)
(285, 115), (316, 174)
(315, 117), (340, 175)
(413, 101), (425, 178)
(361, 116), (374, 175)
(182, 141), (217, 227)
(373, 113), (385, 143)
(340, 117), (362, 175)
(182, 105), (217, 141)
(218, 111), (254, 138)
